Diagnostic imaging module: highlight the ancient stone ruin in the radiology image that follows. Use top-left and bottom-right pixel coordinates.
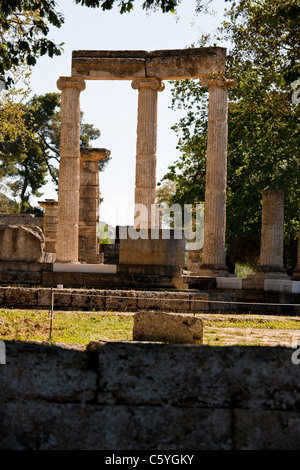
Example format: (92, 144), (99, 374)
(0, 47), (299, 298)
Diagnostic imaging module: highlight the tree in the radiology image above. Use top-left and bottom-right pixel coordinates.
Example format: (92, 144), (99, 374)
(159, 0), (300, 273)
(0, 92), (107, 213)
(0, 1), (64, 87)
(1, 0), (218, 87)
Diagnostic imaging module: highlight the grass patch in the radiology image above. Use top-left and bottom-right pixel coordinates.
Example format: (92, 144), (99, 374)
(0, 308), (134, 345)
(1, 308), (300, 348)
(201, 316), (300, 330)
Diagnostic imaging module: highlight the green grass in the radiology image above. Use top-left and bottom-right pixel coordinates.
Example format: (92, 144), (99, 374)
(0, 308), (134, 345)
(1, 308), (300, 348)
(201, 316), (300, 330)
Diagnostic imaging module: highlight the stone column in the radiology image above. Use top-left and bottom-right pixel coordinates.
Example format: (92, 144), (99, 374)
(38, 199), (58, 254)
(291, 227), (300, 280)
(257, 189), (287, 277)
(199, 76), (235, 277)
(131, 78), (164, 229)
(56, 77), (85, 263)
(79, 148), (110, 264)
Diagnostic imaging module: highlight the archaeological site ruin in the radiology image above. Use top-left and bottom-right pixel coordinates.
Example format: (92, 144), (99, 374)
(1, 47), (300, 451)
(0, 47), (299, 308)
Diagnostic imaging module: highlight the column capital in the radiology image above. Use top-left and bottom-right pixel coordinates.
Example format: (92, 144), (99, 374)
(131, 77), (165, 92)
(80, 147), (111, 162)
(201, 75), (236, 89)
(38, 199), (58, 210)
(57, 76), (86, 92)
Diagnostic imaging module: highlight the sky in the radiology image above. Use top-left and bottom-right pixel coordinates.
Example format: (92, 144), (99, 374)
(28, 0), (229, 227)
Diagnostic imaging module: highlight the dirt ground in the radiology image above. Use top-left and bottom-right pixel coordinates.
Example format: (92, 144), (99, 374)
(198, 313), (300, 347)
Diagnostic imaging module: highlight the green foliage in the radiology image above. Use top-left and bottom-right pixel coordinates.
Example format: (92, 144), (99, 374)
(0, 92), (104, 213)
(0, 0), (64, 86)
(74, 0), (180, 14)
(160, 0), (300, 271)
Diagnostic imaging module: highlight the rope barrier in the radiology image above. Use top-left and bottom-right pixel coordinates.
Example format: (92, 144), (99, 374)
(48, 289), (300, 340)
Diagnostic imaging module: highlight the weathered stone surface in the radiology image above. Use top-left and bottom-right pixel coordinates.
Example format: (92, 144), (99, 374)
(97, 344), (300, 410)
(56, 78), (85, 263)
(2, 342), (300, 449)
(292, 227), (300, 280)
(118, 229), (185, 267)
(132, 78), (163, 228)
(136, 291), (190, 313)
(0, 225), (45, 262)
(133, 311), (203, 344)
(259, 190), (286, 272)
(71, 47), (226, 80)
(199, 81), (230, 274)
(72, 57), (146, 80)
(0, 213), (44, 229)
(105, 289), (137, 311)
(189, 292), (210, 312)
(0, 403), (232, 450)
(4, 287), (38, 306)
(234, 409), (300, 450)
(0, 342), (96, 403)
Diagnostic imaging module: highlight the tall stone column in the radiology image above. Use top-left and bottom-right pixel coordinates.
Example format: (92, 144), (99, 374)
(131, 78), (164, 229)
(56, 77), (85, 263)
(258, 189), (287, 276)
(199, 77), (235, 276)
(38, 199), (58, 254)
(79, 148), (110, 264)
(291, 227), (300, 280)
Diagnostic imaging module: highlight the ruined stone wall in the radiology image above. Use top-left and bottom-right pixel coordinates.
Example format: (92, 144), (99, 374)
(1, 341), (300, 450)
(0, 213), (44, 229)
(0, 286), (299, 315)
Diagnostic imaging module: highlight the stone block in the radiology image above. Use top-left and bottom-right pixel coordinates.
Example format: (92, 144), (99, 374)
(136, 291), (190, 313)
(0, 403), (232, 450)
(216, 277), (243, 289)
(56, 192), (79, 224)
(146, 48), (226, 79)
(0, 225), (45, 262)
(185, 276), (217, 290)
(71, 48), (226, 81)
(57, 158), (80, 190)
(292, 281), (300, 293)
(264, 279), (292, 292)
(133, 311), (203, 344)
(0, 342), (96, 403)
(79, 198), (99, 213)
(3, 287), (38, 307)
(189, 292), (210, 312)
(70, 289), (106, 310)
(209, 292), (236, 311)
(72, 57), (146, 80)
(118, 229), (185, 267)
(234, 409), (300, 450)
(105, 290), (137, 311)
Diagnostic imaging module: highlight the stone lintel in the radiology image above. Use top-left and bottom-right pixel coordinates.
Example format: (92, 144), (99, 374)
(80, 147), (111, 161)
(71, 47), (227, 80)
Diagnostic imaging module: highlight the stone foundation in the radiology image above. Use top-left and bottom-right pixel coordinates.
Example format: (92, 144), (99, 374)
(1, 341), (300, 450)
(0, 285), (299, 315)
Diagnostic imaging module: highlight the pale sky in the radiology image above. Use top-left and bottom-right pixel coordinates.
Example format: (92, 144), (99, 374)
(29, 0), (229, 227)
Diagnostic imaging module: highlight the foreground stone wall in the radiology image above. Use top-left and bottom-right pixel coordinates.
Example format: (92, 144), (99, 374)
(1, 341), (300, 449)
